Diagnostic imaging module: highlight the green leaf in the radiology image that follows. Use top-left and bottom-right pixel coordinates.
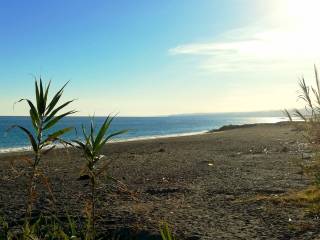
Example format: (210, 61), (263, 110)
(8, 125), (38, 152)
(73, 138), (93, 159)
(17, 99), (39, 127)
(283, 109), (292, 122)
(44, 99), (75, 123)
(72, 140), (86, 149)
(81, 124), (92, 148)
(93, 115), (112, 151)
(35, 81), (40, 114)
(46, 92), (62, 116)
(38, 78), (45, 115)
(66, 213), (77, 237)
(43, 80), (51, 111)
(29, 109), (38, 130)
(294, 109), (307, 121)
(45, 81), (69, 115)
(46, 127), (74, 142)
(96, 129), (127, 153)
(43, 110), (76, 130)
(90, 117), (95, 146)
(159, 223), (174, 240)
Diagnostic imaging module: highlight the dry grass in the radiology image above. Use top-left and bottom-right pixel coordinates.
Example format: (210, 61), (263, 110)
(278, 186), (320, 207)
(239, 186), (320, 216)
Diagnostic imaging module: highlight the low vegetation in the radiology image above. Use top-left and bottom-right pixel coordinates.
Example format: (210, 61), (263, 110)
(285, 66), (320, 177)
(285, 65), (320, 143)
(9, 79), (75, 221)
(282, 66), (320, 212)
(72, 116), (127, 239)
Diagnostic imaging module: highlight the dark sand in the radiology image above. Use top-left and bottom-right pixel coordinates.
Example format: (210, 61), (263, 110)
(0, 122), (319, 239)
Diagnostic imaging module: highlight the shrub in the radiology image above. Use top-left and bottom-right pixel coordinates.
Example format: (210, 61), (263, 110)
(72, 116), (127, 239)
(9, 78), (76, 220)
(285, 65), (320, 143)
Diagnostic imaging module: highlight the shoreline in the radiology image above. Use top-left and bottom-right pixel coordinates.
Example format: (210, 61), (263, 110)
(0, 121), (290, 155)
(0, 130), (209, 155)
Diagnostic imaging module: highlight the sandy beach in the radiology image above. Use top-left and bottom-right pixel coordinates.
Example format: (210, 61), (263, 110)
(0, 122), (319, 239)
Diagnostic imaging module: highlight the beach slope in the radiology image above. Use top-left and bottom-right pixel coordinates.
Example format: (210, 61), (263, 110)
(0, 122), (318, 239)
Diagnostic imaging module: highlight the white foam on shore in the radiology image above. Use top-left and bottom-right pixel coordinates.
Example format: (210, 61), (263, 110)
(0, 146), (32, 153)
(110, 130), (208, 143)
(0, 130), (208, 154)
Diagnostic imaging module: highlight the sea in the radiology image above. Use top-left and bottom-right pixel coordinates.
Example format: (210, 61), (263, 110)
(0, 113), (288, 153)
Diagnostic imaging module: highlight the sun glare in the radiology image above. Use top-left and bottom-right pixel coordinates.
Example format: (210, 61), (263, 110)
(262, 0), (320, 61)
(280, 0), (320, 28)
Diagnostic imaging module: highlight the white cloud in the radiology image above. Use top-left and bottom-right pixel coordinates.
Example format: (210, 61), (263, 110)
(169, 0), (320, 73)
(170, 29), (320, 73)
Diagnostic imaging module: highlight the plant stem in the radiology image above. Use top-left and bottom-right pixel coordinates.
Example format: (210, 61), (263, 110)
(25, 159), (37, 221)
(91, 176), (96, 239)
(25, 117), (42, 221)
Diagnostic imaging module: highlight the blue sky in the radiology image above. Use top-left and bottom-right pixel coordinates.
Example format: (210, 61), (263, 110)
(0, 0), (319, 116)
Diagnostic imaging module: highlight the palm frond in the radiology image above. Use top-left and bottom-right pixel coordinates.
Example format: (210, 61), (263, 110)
(7, 125), (37, 152)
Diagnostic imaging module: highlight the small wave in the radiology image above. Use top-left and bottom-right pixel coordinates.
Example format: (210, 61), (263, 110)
(110, 130), (208, 143)
(0, 146), (32, 153)
(0, 131), (208, 154)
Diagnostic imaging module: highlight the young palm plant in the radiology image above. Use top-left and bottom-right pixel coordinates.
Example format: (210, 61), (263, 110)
(10, 78), (76, 220)
(72, 116), (126, 239)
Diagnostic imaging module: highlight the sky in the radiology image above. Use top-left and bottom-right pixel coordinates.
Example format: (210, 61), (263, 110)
(0, 0), (319, 116)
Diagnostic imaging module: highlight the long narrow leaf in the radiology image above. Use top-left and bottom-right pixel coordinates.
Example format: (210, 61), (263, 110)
(8, 125), (37, 152)
(43, 110), (76, 130)
(93, 115), (112, 151)
(38, 79), (45, 115)
(43, 80), (51, 110)
(35, 81), (40, 114)
(45, 81), (69, 115)
(74, 137), (93, 159)
(46, 127), (74, 142)
(315, 65), (320, 94)
(44, 99), (75, 124)
(29, 109), (38, 130)
(72, 140), (86, 149)
(17, 99), (40, 130)
(90, 117), (95, 146)
(294, 109), (307, 121)
(283, 109), (293, 122)
(96, 129), (127, 152)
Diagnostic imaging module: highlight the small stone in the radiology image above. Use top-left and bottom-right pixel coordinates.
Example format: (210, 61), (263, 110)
(78, 174), (90, 180)
(302, 153), (312, 159)
(159, 148), (165, 152)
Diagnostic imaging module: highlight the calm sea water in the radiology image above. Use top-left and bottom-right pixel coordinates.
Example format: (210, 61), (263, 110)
(0, 114), (286, 152)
